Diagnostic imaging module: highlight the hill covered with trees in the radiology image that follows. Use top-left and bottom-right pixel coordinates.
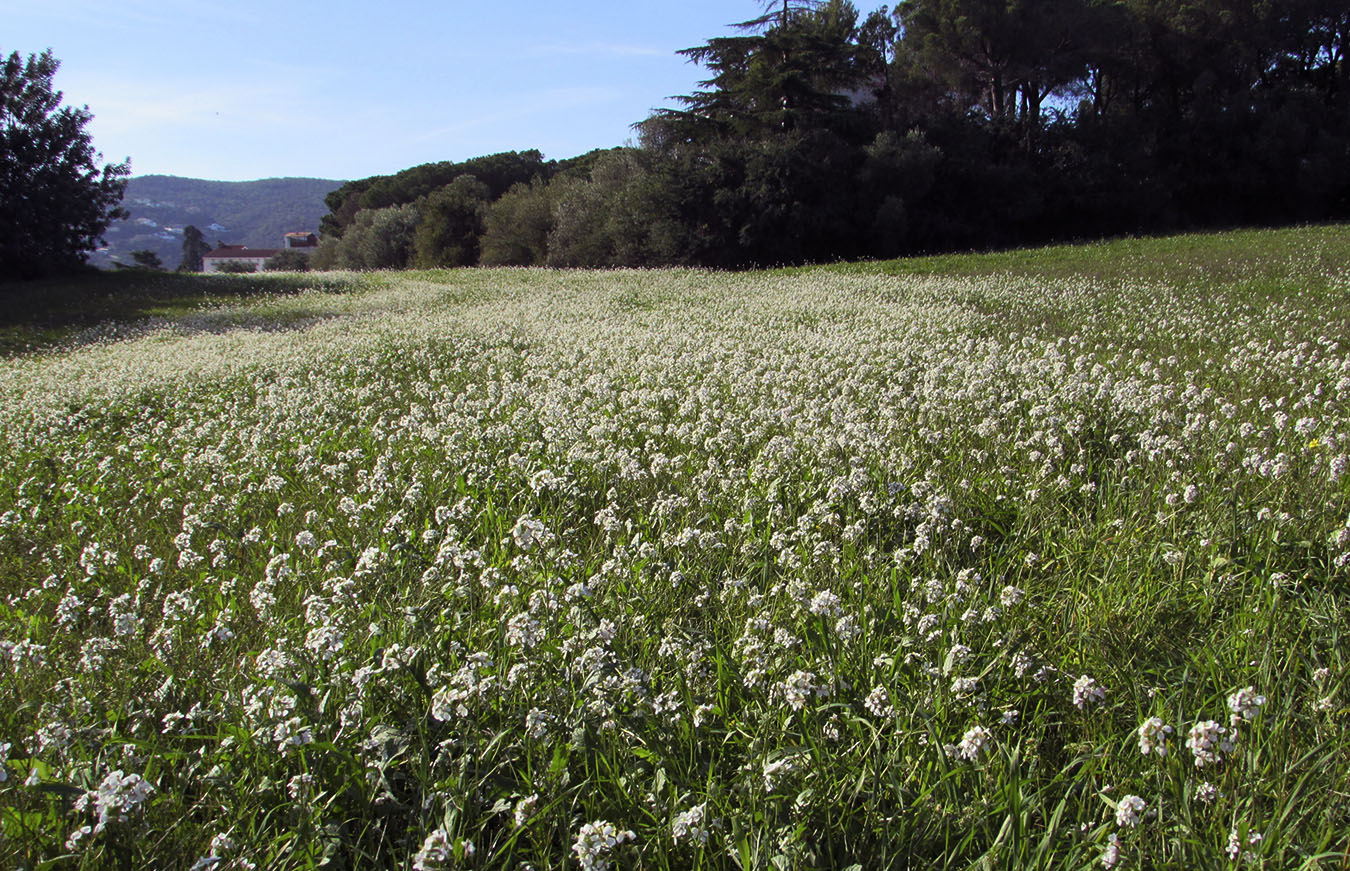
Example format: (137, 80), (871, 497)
(316, 0), (1350, 270)
(95, 176), (342, 271)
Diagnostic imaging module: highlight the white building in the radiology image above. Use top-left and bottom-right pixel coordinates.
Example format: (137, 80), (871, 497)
(202, 232), (318, 273)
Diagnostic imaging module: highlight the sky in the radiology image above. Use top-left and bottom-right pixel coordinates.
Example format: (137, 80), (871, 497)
(2, 0), (763, 182)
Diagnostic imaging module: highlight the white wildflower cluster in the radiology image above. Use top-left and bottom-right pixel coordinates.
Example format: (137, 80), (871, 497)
(671, 803), (712, 846)
(1115, 794), (1146, 828)
(1185, 720), (1234, 767)
(1137, 716), (1174, 757)
(955, 724), (991, 761)
(73, 770), (155, 837)
(411, 828), (453, 870)
(430, 655), (497, 721)
(1099, 832), (1122, 869)
(1227, 686), (1267, 725)
(572, 820), (635, 871)
(1226, 827), (1263, 864)
(774, 669), (829, 712)
(864, 684), (894, 718)
(513, 794), (538, 827)
(762, 752), (805, 791)
(1072, 675), (1106, 710)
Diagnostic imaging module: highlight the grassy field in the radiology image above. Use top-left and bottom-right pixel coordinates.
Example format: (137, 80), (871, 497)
(1, 225), (1349, 869)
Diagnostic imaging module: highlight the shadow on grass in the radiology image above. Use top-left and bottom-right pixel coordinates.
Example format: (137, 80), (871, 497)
(0, 270), (363, 356)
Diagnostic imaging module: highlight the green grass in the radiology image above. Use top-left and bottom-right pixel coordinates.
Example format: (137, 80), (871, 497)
(818, 223), (1350, 285)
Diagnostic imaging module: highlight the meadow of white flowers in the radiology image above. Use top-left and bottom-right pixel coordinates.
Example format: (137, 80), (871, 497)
(0, 250), (1347, 868)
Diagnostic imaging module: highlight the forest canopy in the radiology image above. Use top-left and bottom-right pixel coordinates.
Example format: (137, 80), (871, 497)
(317, 0), (1350, 270)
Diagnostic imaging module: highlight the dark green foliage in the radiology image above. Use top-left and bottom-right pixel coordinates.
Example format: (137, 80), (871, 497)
(320, 151), (549, 240)
(262, 249), (311, 272)
(479, 181), (558, 266)
(312, 1), (1350, 270)
(178, 225), (209, 272)
(657, 0), (873, 141)
(129, 250), (163, 270)
(412, 175), (491, 268)
(311, 202), (421, 270)
(215, 259), (259, 274)
(0, 48), (130, 280)
(546, 151), (684, 268)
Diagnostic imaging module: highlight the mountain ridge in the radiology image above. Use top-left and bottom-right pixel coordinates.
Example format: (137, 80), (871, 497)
(95, 175), (343, 269)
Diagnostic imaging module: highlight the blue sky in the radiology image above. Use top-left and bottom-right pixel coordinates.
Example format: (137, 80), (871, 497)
(2, 0), (758, 182)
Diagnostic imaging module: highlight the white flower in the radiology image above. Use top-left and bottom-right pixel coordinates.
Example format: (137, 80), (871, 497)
(525, 707), (550, 739)
(1227, 686), (1266, 724)
(1186, 720), (1233, 767)
(865, 685), (893, 718)
(66, 824), (94, 852)
(1227, 826), (1263, 863)
(513, 793), (538, 827)
(412, 827), (453, 870)
(956, 724), (990, 761)
(762, 753), (803, 791)
(809, 589), (842, 618)
(506, 612), (543, 649)
(950, 676), (980, 697)
(1115, 794), (1146, 827)
(511, 515), (546, 551)
(1137, 716), (1174, 757)
(272, 717), (314, 753)
(672, 803), (711, 845)
(75, 770), (155, 834)
(572, 820), (635, 871)
(1100, 833), (1121, 869)
(776, 670), (821, 712)
(1072, 675), (1106, 709)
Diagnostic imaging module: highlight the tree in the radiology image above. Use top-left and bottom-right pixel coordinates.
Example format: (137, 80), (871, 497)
(130, 249), (163, 270)
(0, 48), (130, 279)
(215, 260), (257, 274)
(310, 203), (420, 270)
(412, 175), (491, 267)
(658, 0), (873, 141)
(262, 249), (310, 272)
(480, 180), (558, 266)
(895, 0), (1101, 133)
(179, 225), (209, 272)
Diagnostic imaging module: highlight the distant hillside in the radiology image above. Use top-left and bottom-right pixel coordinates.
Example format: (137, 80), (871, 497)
(94, 175), (343, 270)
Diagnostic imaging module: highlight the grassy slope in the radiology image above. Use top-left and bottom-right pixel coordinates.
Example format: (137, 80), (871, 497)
(8, 223), (1345, 357)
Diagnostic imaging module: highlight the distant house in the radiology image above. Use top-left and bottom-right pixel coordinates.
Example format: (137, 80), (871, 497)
(202, 244), (279, 273)
(284, 232), (319, 249)
(202, 232), (319, 273)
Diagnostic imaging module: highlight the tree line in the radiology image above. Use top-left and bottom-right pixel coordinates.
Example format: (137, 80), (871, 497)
(316, 0), (1350, 270)
(11, 0), (1343, 279)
